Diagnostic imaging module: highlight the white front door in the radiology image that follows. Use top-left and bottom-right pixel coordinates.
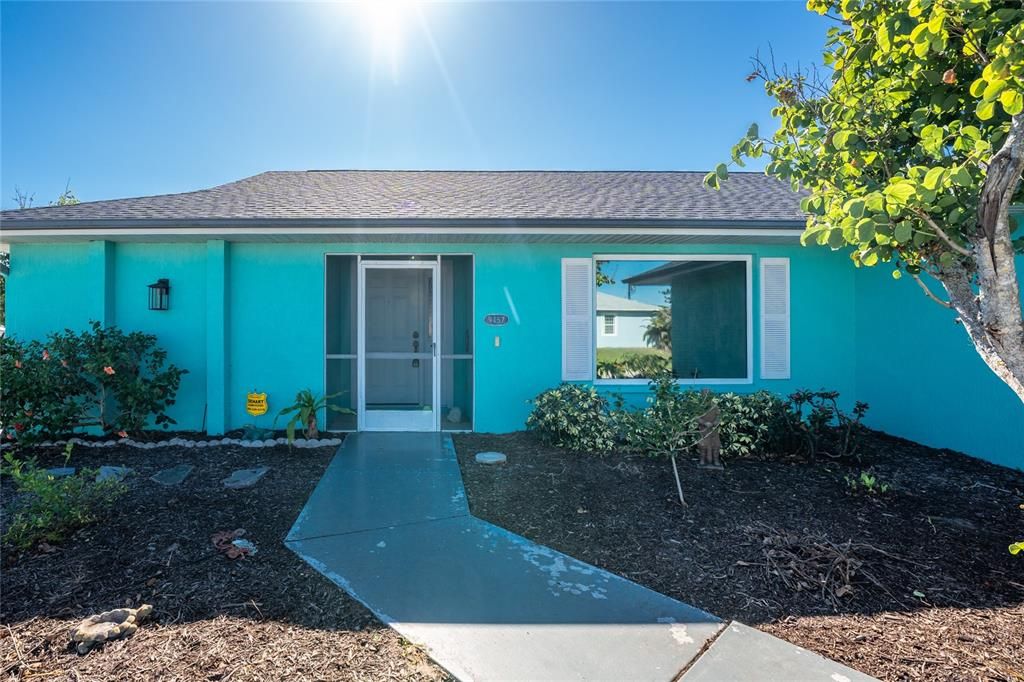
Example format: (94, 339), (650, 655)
(358, 261), (440, 431)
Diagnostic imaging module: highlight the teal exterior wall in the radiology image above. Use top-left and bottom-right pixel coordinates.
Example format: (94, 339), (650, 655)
(112, 243), (208, 430)
(8, 242), (207, 430)
(7, 242), (106, 336)
(8, 237), (1020, 469)
(854, 264), (1024, 470)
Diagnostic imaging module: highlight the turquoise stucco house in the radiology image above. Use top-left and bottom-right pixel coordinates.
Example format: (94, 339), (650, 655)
(2, 170), (1021, 468)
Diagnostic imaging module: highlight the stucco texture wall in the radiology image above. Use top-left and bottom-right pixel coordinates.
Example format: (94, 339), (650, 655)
(855, 264), (1024, 470)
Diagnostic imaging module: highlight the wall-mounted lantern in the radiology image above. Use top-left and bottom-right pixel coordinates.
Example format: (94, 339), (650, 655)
(148, 278), (170, 310)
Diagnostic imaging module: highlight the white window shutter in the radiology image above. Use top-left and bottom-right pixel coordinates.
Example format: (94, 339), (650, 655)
(562, 258), (594, 381)
(760, 258), (790, 379)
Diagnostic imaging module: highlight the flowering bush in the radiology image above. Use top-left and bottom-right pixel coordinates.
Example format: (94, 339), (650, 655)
(0, 322), (186, 442)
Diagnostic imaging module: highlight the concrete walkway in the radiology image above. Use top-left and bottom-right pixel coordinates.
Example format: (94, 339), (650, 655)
(286, 432), (874, 681)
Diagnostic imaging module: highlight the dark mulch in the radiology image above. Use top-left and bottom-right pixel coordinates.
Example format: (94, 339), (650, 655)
(1, 442), (447, 681)
(454, 431), (1024, 681)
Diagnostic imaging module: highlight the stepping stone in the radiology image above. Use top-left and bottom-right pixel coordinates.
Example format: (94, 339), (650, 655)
(46, 467), (76, 478)
(150, 464), (194, 486)
(475, 451), (507, 465)
(96, 466), (131, 483)
(222, 466), (269, 489)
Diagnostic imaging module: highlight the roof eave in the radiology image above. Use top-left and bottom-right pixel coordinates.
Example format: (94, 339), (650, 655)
(0, 216), (807, 231)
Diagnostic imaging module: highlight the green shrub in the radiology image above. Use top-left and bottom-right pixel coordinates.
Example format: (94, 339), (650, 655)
(526, 384), (617, 453)
(714, 391), (797, 458)
(786, 390), (869, 459)
(618, 374), (704, 458)
(0, 322), (186, 442)
(688, 389), (868, 460)
(2, 448), (127, 551)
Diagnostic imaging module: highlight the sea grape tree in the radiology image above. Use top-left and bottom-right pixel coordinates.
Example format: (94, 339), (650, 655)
(708, 0), (1024, 402)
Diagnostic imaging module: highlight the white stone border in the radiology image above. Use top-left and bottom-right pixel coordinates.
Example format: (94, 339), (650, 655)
(0, 436), (343, 450)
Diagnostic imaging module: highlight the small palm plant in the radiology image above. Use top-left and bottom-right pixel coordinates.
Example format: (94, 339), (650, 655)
(275, 389), (352, 443)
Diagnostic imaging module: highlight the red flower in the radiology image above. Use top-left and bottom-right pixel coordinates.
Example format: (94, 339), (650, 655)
(103, 366), (115, 375)
(42, 350), (50, 361)
(14, 360), (22, 369)
(13, 423), (24, 432)
(118, 430), (128, 438)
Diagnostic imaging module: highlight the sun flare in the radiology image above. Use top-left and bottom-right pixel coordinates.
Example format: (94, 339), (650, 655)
(353, 0), (418, 77)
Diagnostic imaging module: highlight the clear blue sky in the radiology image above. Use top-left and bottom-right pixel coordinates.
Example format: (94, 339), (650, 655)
(0, 1), (828, 209)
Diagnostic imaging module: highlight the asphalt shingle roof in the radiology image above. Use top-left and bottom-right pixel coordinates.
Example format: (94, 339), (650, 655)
(0, 170), (805, 227)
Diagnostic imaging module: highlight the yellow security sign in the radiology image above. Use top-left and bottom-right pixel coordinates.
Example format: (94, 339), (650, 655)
(246, 392), (268, 417)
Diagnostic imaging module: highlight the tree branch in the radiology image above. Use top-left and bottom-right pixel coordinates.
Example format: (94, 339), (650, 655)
(912, 273), (952, 308)
(914, 209), (973, 256)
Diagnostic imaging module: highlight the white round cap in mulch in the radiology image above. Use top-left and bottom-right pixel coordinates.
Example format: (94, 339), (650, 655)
(474, 451), (507, 465)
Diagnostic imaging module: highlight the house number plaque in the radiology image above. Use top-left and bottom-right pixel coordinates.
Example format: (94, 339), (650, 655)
(484, 314), (509, 326)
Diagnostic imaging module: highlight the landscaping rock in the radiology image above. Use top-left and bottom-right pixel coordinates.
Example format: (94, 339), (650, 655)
(475, 451), (507, 465)
(262, 438), (276, 447)
(150, 464), (194, 487)
(222, 466), (269, 489)
(46, 467), (76, 478)
(96, 466), (131, 483)
(70, 604), (153, 655)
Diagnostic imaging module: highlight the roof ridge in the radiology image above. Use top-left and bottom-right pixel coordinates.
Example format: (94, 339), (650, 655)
(296, 169), (770, 175)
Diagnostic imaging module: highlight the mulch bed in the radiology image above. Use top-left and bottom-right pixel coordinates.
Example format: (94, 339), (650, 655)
(1, 441), (447, 681)
(454, 431), (1024, 681)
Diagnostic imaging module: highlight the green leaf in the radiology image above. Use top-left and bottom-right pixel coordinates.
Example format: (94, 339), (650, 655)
(982, 79), (1006, 102)
(922, 167), (945, 190)
(894, 222), (913, 243)
(977, 100), (996, 120)
(855, 218), (876, 242)
(885, 182), (917, 205)
(950, 166), (974, 187)
(828, 228), (847, 249)
(960, 125), (981, 140)
(845, 198), (866, 219)
(892, 269), (902, 280)
(968, 78), (986, 97)
(864, 193), (884, 213)
(833, 130), (857, 149)
(703, 171), (719, 190)
(1000, 89), (1023, 115)
(745, 122), (759, 139)
(715, 163), (729, 180)
(285, 414), (300, 444)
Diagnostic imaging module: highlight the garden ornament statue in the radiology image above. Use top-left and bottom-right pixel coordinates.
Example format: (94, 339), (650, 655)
(696, 404), (723, 470)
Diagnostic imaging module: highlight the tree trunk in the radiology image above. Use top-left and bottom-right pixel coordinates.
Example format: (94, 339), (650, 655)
(936, 113), (1024, 404)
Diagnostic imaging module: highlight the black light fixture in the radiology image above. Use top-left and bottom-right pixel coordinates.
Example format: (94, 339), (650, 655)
(148, 278), (170, 310)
